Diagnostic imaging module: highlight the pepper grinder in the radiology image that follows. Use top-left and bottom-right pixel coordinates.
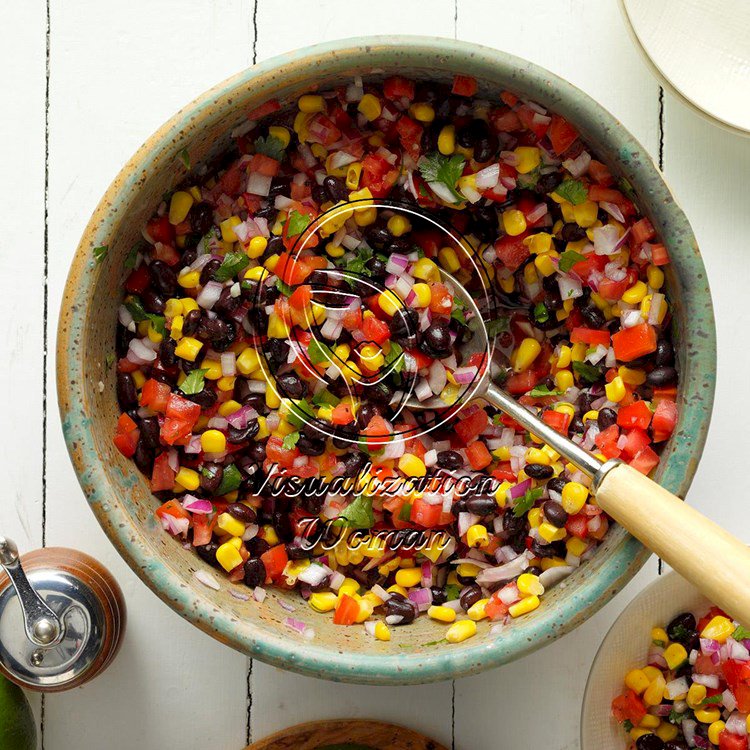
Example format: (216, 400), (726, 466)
(0, 536), (126, 691)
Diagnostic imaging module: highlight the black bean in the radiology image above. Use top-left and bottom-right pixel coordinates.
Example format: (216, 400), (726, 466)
(243, 558), (266, 587)
(474, 133), (499, 163)
(503, 510), (526, 536)
(150, 260), (177, 296)
(332, 422), (359, 450)
(227, 503), (257, 524)
(647, 366), (677, 386)
(246, 537), (270, 558)
(276, 372), (306, 399)
(635, 735), (665, 750)
(116, 372), (138, 411)
(465, 496), (498, 515)
(569, 416), (585, 435)
(191, 202), (214, 235)
(184, 387), (217, 408)
(561, 222), (587, 242)
(341, 451), (367, 477)
(367, 381), (393, 404)
(269, 175), (291, 198)
(365, 256), (387, 280)
(419, 321), (453, 359)
(323, 175), (348, 203)
(199, 258), (222, 286)
(436, 450), (463, 470)
(457, 119), (489, 148)
(543, 500), (568, 527)
(133, 439), (154, 475)
(531, 539), (563, 559)
(197, 317), (235, 349)
(655, 339), (675, 367)
(142, 289), (165, 314)
(214, 289), (242, 319)
(664, 742), (688, 750)
(526, 463), (554, 480)
(384, 593), (416, 625)
(459, 584), (483, 612)
(581, 305), (606, 329)
(389, 307), (419, 341)
(430, 586), (447, 605)
(286, 541), (314, 560)
(139, 417), (160, 451)
(356, 403), (381, 430)
(263, 338), (289, 368)
(365, 225), (392, 249)
(296, 434), (326, 456)
(597, 407), (618, 431)
(272, 511), (294, 542)
(536, 171), (563, 194)
(159, 336), (177, 367)
(666, 612), (697, 645)
(116, 324), (134, 357)
(200, 463), (223, 494)
(227, 420), (259, 443)
(546, 477), (568, 495)
(181, 309), (201, 337)
(196, 541), (220, 567)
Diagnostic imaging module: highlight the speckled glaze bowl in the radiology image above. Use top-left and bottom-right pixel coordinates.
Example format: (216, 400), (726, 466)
(57, 36), (716, 685)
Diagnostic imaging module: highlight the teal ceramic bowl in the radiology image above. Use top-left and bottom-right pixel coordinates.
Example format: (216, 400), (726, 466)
(57, 36), (716, 684)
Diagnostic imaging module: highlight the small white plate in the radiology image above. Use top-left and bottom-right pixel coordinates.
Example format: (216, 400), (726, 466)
(581, 571), (712, 749)
(620, 0), (750, 136)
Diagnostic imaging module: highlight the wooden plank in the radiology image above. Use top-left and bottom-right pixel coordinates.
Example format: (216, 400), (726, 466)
(43, 2), (253, 748)
(250, 2), (457, 746)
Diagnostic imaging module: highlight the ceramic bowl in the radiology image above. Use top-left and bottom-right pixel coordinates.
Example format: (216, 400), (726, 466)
(581, 571), (710, 749)
(57, 36), (716, 685)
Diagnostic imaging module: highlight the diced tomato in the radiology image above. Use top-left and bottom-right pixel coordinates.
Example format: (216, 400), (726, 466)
(410, 496), (443, 528)
(650, 243), (670, 266)
(362, 415), (391, 450)
(361, 152), (400, 197)
(588, 160), (614, 187)
(631, 218), (656, 245)
(503, 369), (539, 395)
(617, 401), (653, 431)
(597, 269), (637, 303)
(455, 408), (489, 445)
(630, 446), (660, 475)
(266, 435), (299, 469)
(333, 593), (360, 625)
(465, 440), (492, 470)
(383, 76), (415, 101)
(570, 327), (611, 348)
(611, 690), (647, 725)
(595, 424), (622, 460)
(165, 393), (201, 424)
(191, 514), (216, 546)
(451, 75), (478, 97)
(489, 106), (522, 133)
(565, 513), (589, 539)
(246, 99), (281, 121)
(248, 153), (280, 177)
(571, 252), (608, 283)
(541, 409), (571, 435)
(612, 323), (658, 362)
(547, 115), (579, 155)
(342, 305), (363, 330)
(404, 348), (433, 371)
(116, 412), (138, 435)
(494, 233), (529, 272)
(140, 378), (171, 412)
(362, 315), (391, 345)
(651, 399), (677, 443)
(306, 114), (341, 147)
(113, 412), (140, 458)
(516, 105), (550, 139)
(116, 357), (140, 374)
(152, 243), (181, 266)
(260, 544), (289, 583)
(146, 215), (175, 245)
(218, 163), (245, 196)
(428, 282), (453, 315)
(155, 499), (189, 523)
(274, 252), (316, 286)
(288, 284), (312, 310)
(124, 264), (151, 295)
(485, 590), (510, 621)
(719, 731), (748, 750)
(151, 453), (176, 492)
(331, 402), (355, 425)
(620, 427), (651, 461)
(723, 660), (750, 713)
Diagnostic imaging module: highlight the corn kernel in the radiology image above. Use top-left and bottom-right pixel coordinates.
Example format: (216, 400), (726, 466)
(298, 94), (325, 113)
(428, 605), (457, 623)
(554, 370), (574, 392)
(357, 93), (382, 121)
(555, 345), (572, 369)
(630, 729), (653, 741)
(456, 563), (480, 579)
(466, 524), (489, 548)
(409, 102), (435, 123)
(178, 270), (201, 289)
(503, 209), (527, 237)
(647, 264), (665, 289)
(265, 381), (281, 410)
(412, 257), (440, 282)
(174, 467), (200, 491)
(438, 124), (456, 155)
(573, 200), (598, 228)
(656, 722), (679, 742)
(394, 567), (422, 589)
(642, 666), (662, 682)
(561, 481), (589, 514)
(534, 251), (558, 277)
(517, 573), (545, 597)
(445, 619), (477, 643)
(566, 537), (589, 557)
(374, 621), (391, 641)
(687, 682), (707, 708)
(245, 235), (267, 259)
(619, 366), (647, 386)
(169, 191), (194, 225)
(701, 615), (735, 643)
(527, 232), (553, 255)
(623, 668), (651, 695)
(639, 715), (660, 729)
(216, 512), (245, 538)
(220, 216), (242, 243)
(641, 294), (668, 325)
(663, 642), (688, 670)
(201, 359), (223, 380)
(605, 376), (626, 402)
(643, 675), (666, 707)
(513, 338), (542, 373)
(694, 707), (721, 724)
(622, 280), (648, 304)
(201, 429), (227, 453)
(307, 591), (337, 613)
(707, 721), (726, 745)
(514, 146), (541, 174)
(538, 521), (567, 543)
(378, 290), (403, 317)
(243, 265), (268, 283)
(509, 595), (540, 617)
(218, 400), (242, 418)
(174, 336), (203, 362)
(345, 162), (362, 191)
(216, 541), (243, 572)
(438, 246), (461, 273)
(387, 215), (411, 237)
(409, 282), (432, 308)
(268, 312), (291, 338)
(527, 507), (543, 529)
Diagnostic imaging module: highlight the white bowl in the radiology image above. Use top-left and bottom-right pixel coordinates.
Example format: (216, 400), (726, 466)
(581, 570), (712, 749)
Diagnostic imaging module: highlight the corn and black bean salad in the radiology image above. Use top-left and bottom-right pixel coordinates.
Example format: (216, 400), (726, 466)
(612, 607), (750, 750)
(112, 73), (678, 643)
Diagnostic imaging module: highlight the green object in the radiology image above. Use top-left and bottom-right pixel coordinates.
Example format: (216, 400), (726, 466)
(554, 178), (588, 205)
(0, 676), (36, 750)
(418, 151), (465, 202)
(179, 368), (208, 395)
(59, 36), (716, 686)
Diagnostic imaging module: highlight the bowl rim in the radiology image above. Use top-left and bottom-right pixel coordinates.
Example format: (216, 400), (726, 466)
(56, 35), (716, 684)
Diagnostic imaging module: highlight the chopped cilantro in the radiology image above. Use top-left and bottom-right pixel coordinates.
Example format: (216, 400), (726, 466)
(618, 177), (637, 202)
(93, 245), (108, 263)
(282, 431), (301, 450)
(558, 249), (587, 273)
(513, 486), (544, 517)
(532, 302), (550, 324)
(622, 720), (634, 732)
(555, 179), (588, 206)
(254, 134), (286, 161)
(398, 502), (413, 523)
(669, 623), (691, 643)
(445, 584), (461, 601)
(701, 695), (723, 705)
(572, 360), (603, 384)
(652, 637), (666, 648)
(308, 339), (333, 366)
(733, 625), (750, 641)
(214, 251), (250, 282)
(335, 495), (375, 529)
(124, 297), (148, 322)
(667, 708), (685, 725)
(384, 341), (405, 374)
(275, 278), (294, 296)
(147, 315), (166, 336)
(343, 246), (373, 276)
(529, 384), (561, 398)
(286, 399), (313, 429)
(179, 368), (208, 396)
(485, 316), (511, 339)
(451, 297), (468, 326)
(418, 152), (466, 203)
(516, 167), (540, 190)
(286, 210), (311, 237)
(178, 147), (191, 170)
(312, 389), (340, 407)
(124, 243), (141, 270)
(105, 353), (115, 368)
(216, 464), (243, 495)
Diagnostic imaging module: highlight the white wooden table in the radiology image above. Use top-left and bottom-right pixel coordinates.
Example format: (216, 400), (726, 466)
(1, 1), (747, 748)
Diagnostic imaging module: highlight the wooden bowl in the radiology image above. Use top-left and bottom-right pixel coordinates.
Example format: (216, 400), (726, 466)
(57, 36), (716, 685)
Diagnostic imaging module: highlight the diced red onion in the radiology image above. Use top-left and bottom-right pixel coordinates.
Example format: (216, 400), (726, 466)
(161, 514), (190, 537)
(604, 262), (627, 281)
(297, 563), (329, 587)
(386, 254), (410, 274)
(665, 676), (690, 699)
(329, 571), (345, 591)
(692, 673), (720, 689)
(499, 175), (516, 190)
(380, 438), (406, 460)
(427, 181), (459, 204)
(252, 586), (266, 603)
(408, 587), (433, 612)
(593, 224), (623, 255)
(320, 316), (343, 340)
(500, 150), (519, 166)
(729, 638), (750, 661)
(182, 495), (214, 514)
(453, 366), (478, 385)
(498, 582), (521, 606)
(284, 617), (315, 639)
(509, 478), (532, 500)
(648, 293), (665, 326)
(166, 449), (179, 472)
(476, 556), (529, 587)
(414, 378), (433, 402)
(220, 352), (236, 377)
(226, 404), (258, 430)
(558, 274), (583, 300)
(526, 202), (548, 224)
(475, 163), (501, 189)
(563, 151), (591, 178)
(127, 338), (157, 365)
(246, 173), (272, 197)
(197, 281), (223, 310)
(539, 565), (574, 588)
(726, 710), (745, 734)
(457, 512), (479, 537)
(600, 201), (625, 223)
(394, 275), (413, 300)
(329, 150), (358, 170)
(194, 569), (220, 590)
